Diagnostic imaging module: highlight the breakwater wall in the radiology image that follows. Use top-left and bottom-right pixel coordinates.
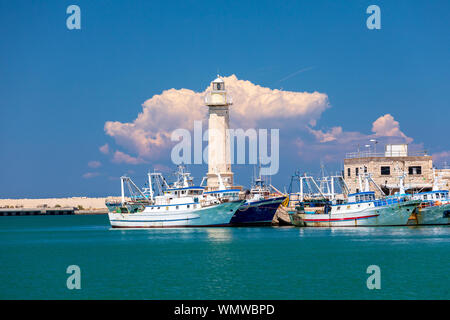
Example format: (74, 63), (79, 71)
(0, 207), (75, 216)
(0, 197), (124, 211)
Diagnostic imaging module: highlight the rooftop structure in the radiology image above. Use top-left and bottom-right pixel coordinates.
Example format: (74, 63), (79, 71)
(345, 143), (428, 159)
(344, 144), (434, 195)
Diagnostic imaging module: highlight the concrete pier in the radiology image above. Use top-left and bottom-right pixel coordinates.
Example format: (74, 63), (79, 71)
(0, 207), (75, 216)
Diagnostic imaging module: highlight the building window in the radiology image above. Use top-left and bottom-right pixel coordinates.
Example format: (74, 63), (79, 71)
(347, 168), (351, 177)
(381, 166), (390, 176)
(408, 166), (422, 175)
(355, 168), (359, 176)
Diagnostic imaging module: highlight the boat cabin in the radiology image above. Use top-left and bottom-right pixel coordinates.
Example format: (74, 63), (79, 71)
(413, 190), (449, 202)
(204, 189), (240, 201)
(164, 186), (204, 198)
(250, 177), (270, 198)
(347, 191), (376, 203)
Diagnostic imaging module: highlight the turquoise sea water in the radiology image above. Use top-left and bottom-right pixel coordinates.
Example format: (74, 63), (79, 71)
(0, 215), (449, 300)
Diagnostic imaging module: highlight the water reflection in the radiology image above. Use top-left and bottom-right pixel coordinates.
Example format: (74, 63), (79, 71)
(109, 223), (450, 245)
(291, 225), (450, 244)
(112, 226), (236, 243)
(205, 228), (233, 242)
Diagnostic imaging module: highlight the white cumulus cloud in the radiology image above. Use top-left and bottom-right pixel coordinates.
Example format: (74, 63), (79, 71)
(302, 114), (415, 162)
(82, 172), (100, 179)
(88, 160), (102, 168)
(112, 150), (147, 165)
(433, 150), (450, 165)
(99, 144), (110, 154)
(371, 114), (413, 143)
(309, 114), (412, 146)
(104, 74), (329, 162)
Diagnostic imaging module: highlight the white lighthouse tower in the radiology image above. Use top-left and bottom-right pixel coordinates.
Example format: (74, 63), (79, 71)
(205, 75), (234, 190)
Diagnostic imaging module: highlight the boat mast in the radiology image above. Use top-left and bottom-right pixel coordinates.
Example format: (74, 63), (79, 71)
(300, 175), (304, 202)
(330, 176), (335, 201)
(216, 170), (226, 190)
(397, 170), (407, 195)
(147, 172), (154, 202)
(121, 176), (125, 205)
(358, 169), (363, 192)
(364, 174), (370, 192)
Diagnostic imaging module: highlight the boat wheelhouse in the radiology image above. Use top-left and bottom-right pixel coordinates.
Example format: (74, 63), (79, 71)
(412, 190), (450, 203)
(203, 189), (241, 201)
(347, 191), (375, 203)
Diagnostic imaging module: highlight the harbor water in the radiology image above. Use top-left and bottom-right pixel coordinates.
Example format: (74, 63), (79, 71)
(0, 215), (449, 299)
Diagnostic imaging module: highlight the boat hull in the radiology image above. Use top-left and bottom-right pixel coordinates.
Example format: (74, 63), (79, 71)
(414, 203), (450, 225)
(289, 200), (420, 227)
(230, 196), (286, 225)
(108, 200), (244, 228)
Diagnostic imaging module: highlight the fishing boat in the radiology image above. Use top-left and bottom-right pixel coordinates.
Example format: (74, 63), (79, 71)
(408, 171), (450, 225)
(380, 168), (450, 225)
(107, 167), (244, 228)
(411, 190), (450, 225)
(230, 168), (286, 225)
(288, 172), (421, 227)
(290, 191), (420, 227)
(231, 196), (286, 225)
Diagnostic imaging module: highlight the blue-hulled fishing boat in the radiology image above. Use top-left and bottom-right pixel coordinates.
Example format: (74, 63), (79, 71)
(230, 171), (286, 225)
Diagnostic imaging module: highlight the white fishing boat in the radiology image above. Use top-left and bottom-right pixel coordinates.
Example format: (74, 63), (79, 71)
(290, 192), (420, 227)
(107, 166), (244, 228)
(288, 172), (420, 227)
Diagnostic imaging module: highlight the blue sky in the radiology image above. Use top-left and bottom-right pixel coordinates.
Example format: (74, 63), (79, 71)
(1, 0), (449, 198)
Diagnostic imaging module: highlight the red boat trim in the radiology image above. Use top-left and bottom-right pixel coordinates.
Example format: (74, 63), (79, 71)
(111, 223), (231, 228)
(303, 214), (379, 222)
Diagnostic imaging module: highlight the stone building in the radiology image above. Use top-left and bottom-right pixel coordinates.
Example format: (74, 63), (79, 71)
(344, 144), (434, 196)
(435, 168), (450, 191)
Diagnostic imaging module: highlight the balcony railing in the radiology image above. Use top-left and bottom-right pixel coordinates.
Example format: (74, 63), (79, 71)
(345, 151), (429, 159)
